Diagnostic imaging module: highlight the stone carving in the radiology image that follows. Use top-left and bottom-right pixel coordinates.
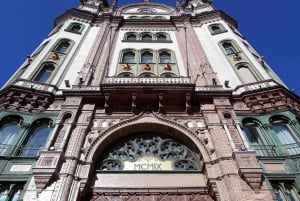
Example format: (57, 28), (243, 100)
(97, 134), (202, 171)
(90, 193), (213, 201)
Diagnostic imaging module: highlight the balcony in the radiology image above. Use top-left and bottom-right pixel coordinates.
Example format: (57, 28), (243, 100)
(250, 143), (300, 157)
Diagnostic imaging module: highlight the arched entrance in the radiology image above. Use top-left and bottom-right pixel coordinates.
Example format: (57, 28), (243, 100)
(82, 118), (214, 201)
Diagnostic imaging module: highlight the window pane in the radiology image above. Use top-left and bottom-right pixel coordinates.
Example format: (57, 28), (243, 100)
(142, 34), (152, 40)
(70, 24), (82, 33)
(34, 64), (55, 83)
(55, 41), (70, 54)
(222, 42), (236, 55)
(122, 52), (135, 63)
(127, 34), (136, 40)
(157, 34), (167, 40)
(159, 52), (171, 63)
(141, 52), (153, 63)
(0, 120), (20, 155)
(22, 123), (51, 157)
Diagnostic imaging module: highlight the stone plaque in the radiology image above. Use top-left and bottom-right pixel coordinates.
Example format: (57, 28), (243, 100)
(123, 157), (173, 171)
(10, 164), (32, 172)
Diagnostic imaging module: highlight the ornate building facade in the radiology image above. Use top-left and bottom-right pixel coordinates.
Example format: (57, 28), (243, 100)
(0, 0), (300, 200)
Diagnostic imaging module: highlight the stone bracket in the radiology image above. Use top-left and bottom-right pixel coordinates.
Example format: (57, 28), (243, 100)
(233, 151), (263, 192)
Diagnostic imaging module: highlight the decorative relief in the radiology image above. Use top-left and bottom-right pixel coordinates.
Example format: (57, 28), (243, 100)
(0, 88), (53, 112)
(90, 193), (213, 201)
(97, 134), (202, 171)
(85, 112), (211, 162)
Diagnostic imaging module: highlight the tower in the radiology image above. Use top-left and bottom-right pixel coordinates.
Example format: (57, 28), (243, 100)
(0, 0), (299, 201)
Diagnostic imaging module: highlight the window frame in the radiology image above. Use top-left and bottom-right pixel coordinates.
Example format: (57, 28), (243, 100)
(120, 49), (136, 64)
(65, 22), (85, 34)
(32, 62), (56, 84)
(52, 39), (73, 55)
(208, 23), (227, 35)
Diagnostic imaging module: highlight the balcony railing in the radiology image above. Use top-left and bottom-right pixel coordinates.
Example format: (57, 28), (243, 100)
(0, 144), (42, 157)
(250, 143), (300, 157)
(103, 77), (192, 85)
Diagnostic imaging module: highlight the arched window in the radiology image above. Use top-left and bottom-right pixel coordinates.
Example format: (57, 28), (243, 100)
(236, 63), (258, 83)
(0, 116), (22, 156)
(141, 33), (152, 40)
(121, 50), (136, 63)
(33, 63), (55, 83)
(270, 116), (300, 155)
(156, 33), (167, 41)
(21, 119), (52, 157)
(242, 118), (267, 156)
(53, 39), (72, 54)
(126, 33), (137, 40)
(0, 183), (23, 201)
(272, 182), (300, 201)
(209, 23), (227, 35)
(141, 50), (153, 63)
(66, 23), (84, 34)
(221, 41), (237, 55)
(159, 50), (171, 63)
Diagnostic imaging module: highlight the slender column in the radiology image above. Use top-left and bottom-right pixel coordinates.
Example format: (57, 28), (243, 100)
(222, 120), (236, 150)
(234, 120), (250, 149)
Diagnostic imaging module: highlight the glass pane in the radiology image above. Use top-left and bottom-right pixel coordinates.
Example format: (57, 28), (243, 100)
(0, 121), (20, 155)
(141, 52), (153, 63)
(222, 42), (236, 55)
(272, 124), (300, 154)
(127, 34), (136, 40)
(157, 34), (166, 40)
(159, 52), (171, 63)
(70, 24), (81, 33)
(0, 186), (9, 201)
(11, 189), (21, 201)
(142, 34), (152, 40)
(122, 52), (135, 63)
(22, 123), (51, 157)
(55, 41), (70, 54)
(34, 64), (55, 83)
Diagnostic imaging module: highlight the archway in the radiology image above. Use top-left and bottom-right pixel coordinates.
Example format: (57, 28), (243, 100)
(81, 117), (214, 201)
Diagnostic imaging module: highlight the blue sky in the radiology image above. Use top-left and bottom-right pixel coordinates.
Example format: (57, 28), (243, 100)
(0, 0), (299, 95)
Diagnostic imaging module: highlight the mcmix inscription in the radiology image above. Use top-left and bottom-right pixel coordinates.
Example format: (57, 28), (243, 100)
(124, 157), (173, 171)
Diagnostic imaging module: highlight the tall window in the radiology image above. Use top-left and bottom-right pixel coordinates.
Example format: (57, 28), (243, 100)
(241, 115), (300, 156)
(236, 63), (258, 83)
(33, 63), (55, 83)
(270, 117), (300, 155)
(221, 41), (237, 55)
(0, 116), (22, 156)
(53, 39), (72, 54)
(159, 51), (171, 63)
(141, 50), (153, 63)
(122, 51), (136, 63)
(20, 119), (52, 157)
(0, 183), (24, 201)
(272, 182), (300, 201)
(242, 119), (268, 156)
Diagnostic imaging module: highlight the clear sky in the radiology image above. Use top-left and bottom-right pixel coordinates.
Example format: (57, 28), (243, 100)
(0, 0), (299, 95)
